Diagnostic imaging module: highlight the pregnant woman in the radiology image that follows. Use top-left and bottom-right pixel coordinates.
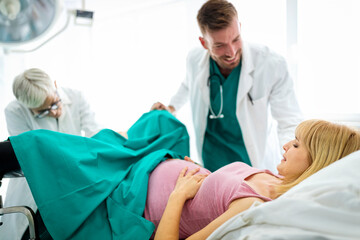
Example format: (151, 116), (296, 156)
(1, 110), (359, 240)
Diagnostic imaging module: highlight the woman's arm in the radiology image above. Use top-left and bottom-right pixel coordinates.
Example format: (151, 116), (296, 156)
(154, 167), (207, 240)
(186, 197), (264, 240)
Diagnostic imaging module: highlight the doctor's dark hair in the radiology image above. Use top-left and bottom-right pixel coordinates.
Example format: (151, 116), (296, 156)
(276, 119), (360, 195)
(13, 68), (55, 109)
(197, 0), (238, 35)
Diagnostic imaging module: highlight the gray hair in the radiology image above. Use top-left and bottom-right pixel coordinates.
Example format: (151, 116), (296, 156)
(12, 68), (55, 108)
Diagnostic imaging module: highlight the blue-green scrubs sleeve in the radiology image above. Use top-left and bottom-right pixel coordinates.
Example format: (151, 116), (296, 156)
(9, 110), (189, 240)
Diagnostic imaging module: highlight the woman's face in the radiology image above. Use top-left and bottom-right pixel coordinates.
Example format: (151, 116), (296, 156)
(277, 137), (311, 178)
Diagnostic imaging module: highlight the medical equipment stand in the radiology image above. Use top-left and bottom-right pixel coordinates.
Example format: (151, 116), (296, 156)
(0, 178), (38, 240)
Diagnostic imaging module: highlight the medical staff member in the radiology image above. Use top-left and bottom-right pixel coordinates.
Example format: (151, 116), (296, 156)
(1, 68), (101, 240)
(152, 0), (303, 172)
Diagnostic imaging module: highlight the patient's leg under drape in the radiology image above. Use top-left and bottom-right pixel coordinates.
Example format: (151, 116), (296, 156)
(0, 140), (20, 178)
(8, 110), (190, 240)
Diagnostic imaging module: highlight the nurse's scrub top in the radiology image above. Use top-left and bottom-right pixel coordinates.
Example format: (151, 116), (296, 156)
(202, 58), (251, 172)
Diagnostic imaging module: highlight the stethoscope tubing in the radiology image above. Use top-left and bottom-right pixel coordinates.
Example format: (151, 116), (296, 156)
(208, 76), (224, 119)
(208, 72), (253, 119)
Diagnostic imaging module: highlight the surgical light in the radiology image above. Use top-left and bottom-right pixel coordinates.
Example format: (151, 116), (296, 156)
(0, 0), (61, 47)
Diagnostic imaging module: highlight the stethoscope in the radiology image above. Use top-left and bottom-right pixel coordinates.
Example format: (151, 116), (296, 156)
(208, 73), (224, 119)
(207, 73), (255, 119)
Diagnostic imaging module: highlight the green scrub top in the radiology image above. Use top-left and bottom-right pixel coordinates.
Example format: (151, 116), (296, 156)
(202, 58), (251, 172)
(10, 110), (189, 240)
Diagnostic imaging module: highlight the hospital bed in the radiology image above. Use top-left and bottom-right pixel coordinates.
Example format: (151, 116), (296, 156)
(1, 139), (359, 239)
(0, 174), (38, 240)
(3, 151), (358, 240)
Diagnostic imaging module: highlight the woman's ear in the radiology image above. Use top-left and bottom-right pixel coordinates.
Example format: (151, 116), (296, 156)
(54, 80), (58, 89)
(199, 37), (208, 50)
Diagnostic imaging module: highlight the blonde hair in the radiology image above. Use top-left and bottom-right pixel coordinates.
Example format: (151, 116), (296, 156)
(13, 68), (55, 108)
(277, 119), (360, 195)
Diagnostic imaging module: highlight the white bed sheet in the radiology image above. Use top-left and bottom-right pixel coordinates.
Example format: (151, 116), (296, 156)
(208, 150), (360, 240)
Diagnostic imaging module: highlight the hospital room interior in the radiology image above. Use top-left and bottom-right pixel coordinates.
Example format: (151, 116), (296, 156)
(0, 0), (360, 239)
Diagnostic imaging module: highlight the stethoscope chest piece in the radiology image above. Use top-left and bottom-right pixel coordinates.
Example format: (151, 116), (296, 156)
(209, 113), (224, 119)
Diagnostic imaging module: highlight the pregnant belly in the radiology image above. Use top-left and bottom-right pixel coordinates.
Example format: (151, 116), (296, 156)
(144, 159), (210, 235)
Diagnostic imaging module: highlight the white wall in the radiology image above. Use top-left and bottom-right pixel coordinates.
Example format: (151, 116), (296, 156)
(0, 0), (288, 146)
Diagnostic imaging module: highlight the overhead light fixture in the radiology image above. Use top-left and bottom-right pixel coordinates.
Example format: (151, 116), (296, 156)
(0, 0), (61, 47)
(75, 9), (93, 26)
(0, 0), (94, 53)
(0, 0), (21, 20)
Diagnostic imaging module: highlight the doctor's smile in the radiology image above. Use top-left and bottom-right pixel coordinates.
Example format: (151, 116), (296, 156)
(222, 53), (240, 65)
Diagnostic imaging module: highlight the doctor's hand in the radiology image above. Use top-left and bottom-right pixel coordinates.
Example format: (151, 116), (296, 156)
(150, 102), (175, 113)
(172, 167), (208, 200)
(117, 131), (128, 139)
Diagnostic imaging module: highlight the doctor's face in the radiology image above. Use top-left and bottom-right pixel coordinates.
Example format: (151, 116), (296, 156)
(199, 18), (243, 76)
(31, 92), (63, 119)
(277, 138), (311, 179)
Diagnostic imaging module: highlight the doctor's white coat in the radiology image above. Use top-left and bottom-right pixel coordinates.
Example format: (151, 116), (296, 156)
(169, 42), (303, 171)
(1, 87), (101, 240)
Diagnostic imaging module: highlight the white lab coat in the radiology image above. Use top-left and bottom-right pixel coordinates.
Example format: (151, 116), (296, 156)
(0, 87), (101, 240)
(169, 42), (303, 171)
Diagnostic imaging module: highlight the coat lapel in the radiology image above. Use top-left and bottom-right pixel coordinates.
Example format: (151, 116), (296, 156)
(195, 43), (255, 109)
(237, 42), (255, 105)
(198, 50), (211, 106)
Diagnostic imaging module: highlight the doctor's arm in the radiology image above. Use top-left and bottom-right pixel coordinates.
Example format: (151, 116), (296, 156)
(167, 79), (190, 113)
(150, 80), (188, 114)
(167, 51), (194, 113)
(5, 107), (33, 136)
(269, 59), (303, 147)
(152, 49), (195, 114)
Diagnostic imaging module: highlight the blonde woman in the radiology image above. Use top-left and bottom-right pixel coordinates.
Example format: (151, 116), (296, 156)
(153, 120), (360, 240)
(0, 113), (359, 240)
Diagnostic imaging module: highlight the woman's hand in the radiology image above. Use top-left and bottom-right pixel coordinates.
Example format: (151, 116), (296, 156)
(155, 167), (207, 240)
(172, 167), (207, 200)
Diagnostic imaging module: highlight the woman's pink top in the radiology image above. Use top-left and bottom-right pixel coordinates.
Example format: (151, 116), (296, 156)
(144, 160), (277, 239)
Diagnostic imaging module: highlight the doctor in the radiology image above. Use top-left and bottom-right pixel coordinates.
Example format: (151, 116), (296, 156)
(151, 0), (303, 172)
(2, 68), (101, 240)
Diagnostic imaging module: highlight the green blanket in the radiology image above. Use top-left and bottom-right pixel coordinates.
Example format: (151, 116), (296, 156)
(10, 110), (190, 240)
